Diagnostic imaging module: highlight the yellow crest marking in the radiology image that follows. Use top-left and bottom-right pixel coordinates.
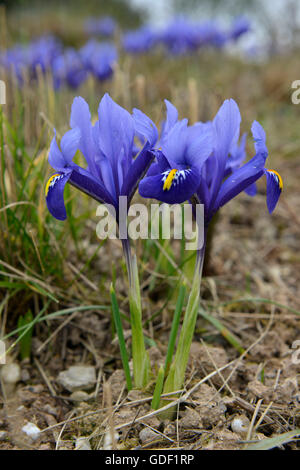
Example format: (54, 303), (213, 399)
(268, 169), (283, 190)
(45, 173), (61, 197)
(163, 169), (178, 191)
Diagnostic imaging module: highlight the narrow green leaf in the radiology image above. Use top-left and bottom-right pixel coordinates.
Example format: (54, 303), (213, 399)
(151, 365), (165, 410)
(18, 310), (33, 360)
(247, 429), (300, 450)
(199, 309), (245, 354)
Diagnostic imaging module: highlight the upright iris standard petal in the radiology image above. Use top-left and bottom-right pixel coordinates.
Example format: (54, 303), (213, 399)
(251, 120), (268, 158)
(97, 93), (135, 193)
(213, 119), (268, 211)
(226, 132), (247, 174)
(45, 171), (72, 221)
(132, 108), (158, 147)
(161, 99), (179, 139)
(264, 169), (283, 213)
(70, 96), (98, 177)
(185, 123), (213, 170)
(48, 128), (81, 171)
(208, 99), (241, 211)
(98, 93), (135, 166)
(161, 119), (189, 166)
(213, 99), (241, 163)
(48, 131), (66, 170)
(60, 127), (81, 163)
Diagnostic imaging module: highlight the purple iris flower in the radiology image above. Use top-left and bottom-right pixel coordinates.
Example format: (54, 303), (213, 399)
(52, 49), (88, 89)
(29, 35), (62, 74)
(79, 40), (117, 81)
(159, 17), (201, 55)
(45, 93), (158, 221)
(228, 17), (251, 41)
(158, 18), (228, 54)
(139, 100), (213, 204)
(122, 26), (158, 54)
(195, 21), (227, 48)
(0, 45), (29, 85)
(138, 99), (282, 224)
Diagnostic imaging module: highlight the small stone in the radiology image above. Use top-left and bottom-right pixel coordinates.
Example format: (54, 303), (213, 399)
(102, 431), (119, 450)
(75, 437), (91, 450)
(20, 369), (30, 382)
(43, 404), (58, 416)
(26, 384), (44, 393)
(1, 363), (21, 384)
(22, 422), (41, 441)
(231, 415), (250, 434)
(180, 407), (201, 429)
(139, 427), (159, 444)
(0, 431), (7, 441)
(39, 443), (52, 450)
(247, 380), (272, 400)
(57, 365), (96, 392)
(70, 390), (91, 402)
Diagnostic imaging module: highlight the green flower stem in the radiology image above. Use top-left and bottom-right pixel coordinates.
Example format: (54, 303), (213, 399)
(164, 282), (186, 375)
(160, 234), (206, 416)
(110, 284), (132, 391)
(151, 283), (186, 410)
(122, 239), (149, 389)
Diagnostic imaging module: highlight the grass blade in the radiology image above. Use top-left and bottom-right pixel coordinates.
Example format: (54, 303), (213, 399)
(199, 309), (245, 354)
(151, 365), (165, 410)
(246, 429), (300, 450)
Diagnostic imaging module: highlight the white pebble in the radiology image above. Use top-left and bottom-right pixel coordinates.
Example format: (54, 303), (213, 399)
(75, 437), (91, 450)
(22, 422), (41, 441)
(1, 363), (21, 384)
(231, 416), (250, 434)
(102, 431), (119, 450)
(57, 365), (96, 392)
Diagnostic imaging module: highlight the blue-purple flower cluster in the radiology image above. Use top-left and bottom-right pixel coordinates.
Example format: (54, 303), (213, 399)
(0, 36), (118, 90)
(0, 16), (250, 90)
(122, 16), (251, 55)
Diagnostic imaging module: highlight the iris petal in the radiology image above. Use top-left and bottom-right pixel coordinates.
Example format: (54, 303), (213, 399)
(251, 120), (268, 158)
(213, 99), (241, 165)
(60, 127), (81, 163)
(244, 182), (257, 197)
(98, 93), (134, 168)
(185, 123), (213, 169)
(132, 108), (158, 146)
(121, 143), (155, 202)
(70, 96), (98, 176)
(161, 119), (188, 166)
(161, 99), (179, 139)
(214, 151), (265, 210)
(48, 131), (65, 171)
(265, 169), (282, 213)
(139, 165), (200, 204)
(209, 99), (241, 211)
(45, 171), (72, 221)
(97, 93), (134, 193)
